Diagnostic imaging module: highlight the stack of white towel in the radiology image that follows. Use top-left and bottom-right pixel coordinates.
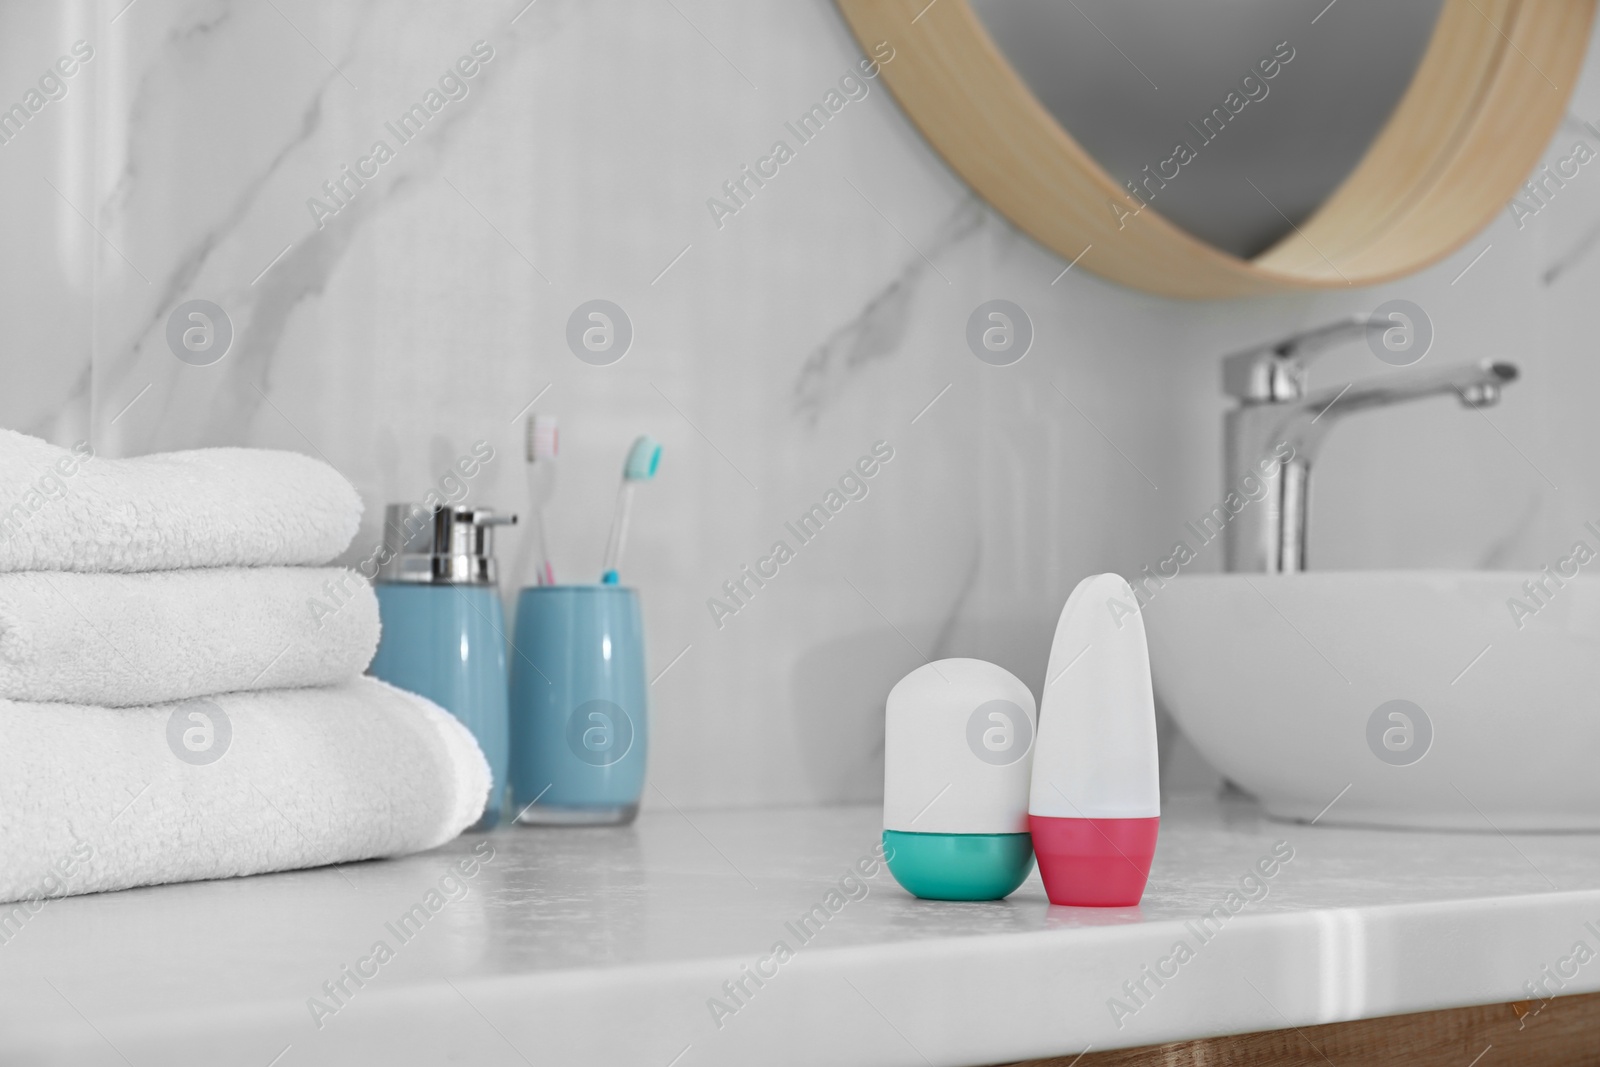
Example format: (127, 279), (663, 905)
(0, 430), (490, 904)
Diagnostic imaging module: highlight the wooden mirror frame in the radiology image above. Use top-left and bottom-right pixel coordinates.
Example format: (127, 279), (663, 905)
(836, 0), (1595, 298)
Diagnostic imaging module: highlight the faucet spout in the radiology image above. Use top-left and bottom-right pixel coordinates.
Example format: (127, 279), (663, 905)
(1294, 360), (1518, 459)
(1222, 359), (1520, 573)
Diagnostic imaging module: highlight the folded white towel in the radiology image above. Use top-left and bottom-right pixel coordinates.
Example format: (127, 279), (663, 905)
(0, 567), (379, 706)
(0, 429), (361, 573)
(0, 677), (489, 903)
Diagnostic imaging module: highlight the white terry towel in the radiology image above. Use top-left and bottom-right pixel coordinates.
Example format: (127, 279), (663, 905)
(0, 429), (362, 572)
(0, 677), (489, 903)
(0, 567), (380, 706)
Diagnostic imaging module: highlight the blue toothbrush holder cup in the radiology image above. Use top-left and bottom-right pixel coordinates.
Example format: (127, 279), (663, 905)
(510, 585), (648, 826)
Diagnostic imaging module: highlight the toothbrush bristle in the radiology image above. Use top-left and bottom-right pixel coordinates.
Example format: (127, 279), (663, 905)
(527, 415), (559, 462)
(623, 434), (661, 481)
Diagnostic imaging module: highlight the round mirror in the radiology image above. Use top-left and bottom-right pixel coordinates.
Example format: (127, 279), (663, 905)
(970, 0), (1446, 259)
(836, 0), (1594, 297)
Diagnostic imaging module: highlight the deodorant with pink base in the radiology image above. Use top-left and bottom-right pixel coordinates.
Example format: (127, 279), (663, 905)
(1028, 573), (1160, 907)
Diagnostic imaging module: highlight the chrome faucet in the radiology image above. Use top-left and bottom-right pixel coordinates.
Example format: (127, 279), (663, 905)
(1221, 315), (1519, 573)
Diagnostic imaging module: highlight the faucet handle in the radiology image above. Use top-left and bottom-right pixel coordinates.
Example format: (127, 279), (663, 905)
(1221, 315), (1387, 402)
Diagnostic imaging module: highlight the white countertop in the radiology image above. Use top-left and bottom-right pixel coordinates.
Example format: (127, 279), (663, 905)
(4, 796), (1600, 1066)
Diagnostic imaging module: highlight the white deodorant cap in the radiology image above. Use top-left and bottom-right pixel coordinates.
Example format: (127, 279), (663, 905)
(1028, 573), (1161, 820)
(883, 658), (1037, 834)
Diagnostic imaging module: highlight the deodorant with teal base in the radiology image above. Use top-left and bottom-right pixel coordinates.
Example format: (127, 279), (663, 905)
(882, 658), (1037, 901)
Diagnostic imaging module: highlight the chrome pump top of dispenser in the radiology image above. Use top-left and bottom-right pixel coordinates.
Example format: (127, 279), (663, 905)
(377, 504), (518, 585)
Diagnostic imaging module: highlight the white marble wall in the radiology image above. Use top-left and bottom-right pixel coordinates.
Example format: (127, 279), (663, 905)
(6, 0), (1600, 808)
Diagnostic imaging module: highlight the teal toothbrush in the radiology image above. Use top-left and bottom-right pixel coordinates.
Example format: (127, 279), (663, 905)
(600, 435), (662, 585)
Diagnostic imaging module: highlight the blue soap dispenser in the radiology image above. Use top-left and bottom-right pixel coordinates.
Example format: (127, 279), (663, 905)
(369, 503), (516, 829)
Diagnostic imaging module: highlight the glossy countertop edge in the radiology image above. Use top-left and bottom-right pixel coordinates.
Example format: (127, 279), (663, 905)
(29, 892), (1598, 1066)
(6, 797), (1600, 1066)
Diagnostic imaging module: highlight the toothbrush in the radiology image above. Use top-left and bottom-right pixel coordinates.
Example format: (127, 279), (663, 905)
(600, 435), (662, 585)
(522, 415), (559, 586)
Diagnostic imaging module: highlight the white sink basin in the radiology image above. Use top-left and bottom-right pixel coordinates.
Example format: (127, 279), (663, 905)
(1144, 572), (1600, 831)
